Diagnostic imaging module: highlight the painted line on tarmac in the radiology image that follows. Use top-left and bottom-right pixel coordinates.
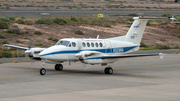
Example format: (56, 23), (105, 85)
(0, 64), (180, 78)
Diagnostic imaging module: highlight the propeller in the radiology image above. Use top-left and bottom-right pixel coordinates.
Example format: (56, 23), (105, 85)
(159, 53), (164, 59)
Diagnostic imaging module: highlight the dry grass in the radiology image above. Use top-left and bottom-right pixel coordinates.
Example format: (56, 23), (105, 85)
(24, 18), (37, 23)
(25, 59), (31, 62)
(13, 60), (18, 63)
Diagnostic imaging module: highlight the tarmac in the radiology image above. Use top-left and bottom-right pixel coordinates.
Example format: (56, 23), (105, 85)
(0, 10), (180, 18)
(0, 54), (180, 101)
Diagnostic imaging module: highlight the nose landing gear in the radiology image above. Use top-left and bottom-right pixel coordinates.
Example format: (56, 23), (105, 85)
(40, 60), (46, 75)
(39, 61), (64, 75)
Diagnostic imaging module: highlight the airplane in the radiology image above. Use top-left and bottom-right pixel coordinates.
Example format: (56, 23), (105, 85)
(4, 16), (175, 75)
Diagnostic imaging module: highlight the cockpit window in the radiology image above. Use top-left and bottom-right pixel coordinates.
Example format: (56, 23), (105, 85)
(68, 43), (71, 47)
(55, 40), (70, 46)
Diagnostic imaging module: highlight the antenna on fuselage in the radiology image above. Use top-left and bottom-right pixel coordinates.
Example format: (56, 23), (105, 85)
(97, 35), (99, 39)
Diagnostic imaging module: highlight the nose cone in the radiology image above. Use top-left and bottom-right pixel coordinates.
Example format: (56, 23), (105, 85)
(39, 47), (53, 59)
(39, 49), (47, 59)
(39, 46), (59, 59)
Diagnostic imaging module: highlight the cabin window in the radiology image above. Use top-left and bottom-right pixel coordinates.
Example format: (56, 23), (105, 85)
(72, 42), (76, 47)
(100, 43), (103, 47)
(87, 42), (90, 47)
(82, 42), (86, 47)
(95, 42), (98, 47)
(91, 42), (94, 47)
(55, 40), (70, 46)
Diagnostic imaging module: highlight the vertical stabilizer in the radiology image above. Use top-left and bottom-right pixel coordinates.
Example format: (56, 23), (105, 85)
(125, 17), (147, 44)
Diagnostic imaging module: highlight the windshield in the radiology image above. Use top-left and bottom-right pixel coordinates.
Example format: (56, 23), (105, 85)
(55, 40), (70, 46)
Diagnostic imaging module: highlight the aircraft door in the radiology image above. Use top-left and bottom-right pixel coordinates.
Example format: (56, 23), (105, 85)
(104, 40), (111, 54)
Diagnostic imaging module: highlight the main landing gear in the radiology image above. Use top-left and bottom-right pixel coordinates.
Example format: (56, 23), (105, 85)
(39, 62), (63, 75)
(55, 64), (63, 71)
(104, 67), (113, 74)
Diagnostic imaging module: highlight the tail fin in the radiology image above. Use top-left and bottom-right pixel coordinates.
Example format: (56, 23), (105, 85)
(125, 17), (147, 44)
(108, 17), (173, 44)
(125, 17), (173, 44)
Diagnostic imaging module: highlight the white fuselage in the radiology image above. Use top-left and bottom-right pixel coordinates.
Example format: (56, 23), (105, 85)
(39, 38), (139, 64)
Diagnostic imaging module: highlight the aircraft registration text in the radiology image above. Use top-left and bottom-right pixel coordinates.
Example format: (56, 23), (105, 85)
(113, 48), (124, 53)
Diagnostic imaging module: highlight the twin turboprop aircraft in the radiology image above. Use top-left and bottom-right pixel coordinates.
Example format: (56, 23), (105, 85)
(4, 17), (174, 75)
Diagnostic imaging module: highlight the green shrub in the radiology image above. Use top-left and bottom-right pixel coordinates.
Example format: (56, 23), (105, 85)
(155, 45), (170, 49)
(0, 16), (10, 22)
(7, 26), (22, 34)
(26, 21), (33, 25)
(0, 51), (12, 58)
(35, 18), (52, 25)
(35, 43), (43, 46)
(0, 34), (6, 39)
(37, 40), (41, 44)
(1, 40), (9, 44)
(7, 16), (16, 21)
(70, 17), (78, 22)
(16, 40), (23, 43)
(34, 31), (42, 35)
(147, 20), (152, 26)
(16, 19), (26, 24)
(140, 42), (147, 47)
(48, 37), (53, 40)
(52, 17), (67, 25)
(52, 38), (58, 43)
(175, 15), (180, 21)
(74, 30), (84, 35)
(0, 21), (9, 29)
(161, 14), (172, 17)
(105, 25), (111, 27)
(24, 37), (31, 40)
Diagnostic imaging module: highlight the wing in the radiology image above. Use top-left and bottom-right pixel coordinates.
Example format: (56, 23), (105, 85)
(4, 44), (28, 50)
(102, 53), (162, 59)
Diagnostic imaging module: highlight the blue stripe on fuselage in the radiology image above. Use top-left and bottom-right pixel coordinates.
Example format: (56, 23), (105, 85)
(39, 46), (138, 56)
(84, 57), (102, 60)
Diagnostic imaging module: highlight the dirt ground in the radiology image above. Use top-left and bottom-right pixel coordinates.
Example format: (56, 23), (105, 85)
(1, 22), (180, 49)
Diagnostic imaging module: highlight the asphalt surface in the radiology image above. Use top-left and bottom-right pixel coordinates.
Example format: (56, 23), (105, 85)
(0, 10), (180, 18)
(0, 54), (180, 101)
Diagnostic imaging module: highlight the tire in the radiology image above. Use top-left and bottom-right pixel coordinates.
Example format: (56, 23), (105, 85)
(59, 64), (63, 71)
(55, 64), (63, 71)
(104, 67), (113, 74)
(104, 68), (109, 74)
(108, 68), (113, 74)
(55, 64), (60, 70)
(40, 68), (46, 75)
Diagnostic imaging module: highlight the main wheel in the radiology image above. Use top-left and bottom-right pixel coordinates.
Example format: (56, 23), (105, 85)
(104, 67), (113, 74)
(40, 68), (46, 75)
(55, 64), (63, 71)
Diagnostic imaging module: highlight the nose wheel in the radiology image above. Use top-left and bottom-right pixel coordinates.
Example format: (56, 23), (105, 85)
(40, 68), (46, 75)
(104, 67), (113, 74)
(40, 60), (46, 75)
